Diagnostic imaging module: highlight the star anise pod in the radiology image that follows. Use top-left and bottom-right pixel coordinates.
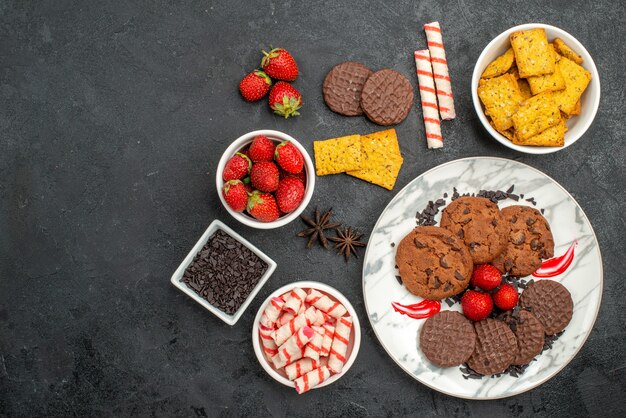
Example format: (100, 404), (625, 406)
(297, 208), (341, 249)
(328, 226), (367, 261)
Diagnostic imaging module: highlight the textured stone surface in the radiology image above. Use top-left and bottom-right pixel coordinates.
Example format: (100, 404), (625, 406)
(1, 0), (625, 416)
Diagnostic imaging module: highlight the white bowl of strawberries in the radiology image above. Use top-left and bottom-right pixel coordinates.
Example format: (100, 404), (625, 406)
(216, 130), (315, 229)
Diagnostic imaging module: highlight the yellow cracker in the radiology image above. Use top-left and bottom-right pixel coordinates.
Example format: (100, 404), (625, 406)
(347, 153), (403, 190)
(517, 77), (533, 100)
(510, 28), (555, 78)
(481, 48), (516, 79)
(313, 134), (363, 176)
(477, 73), (523, 131)
(512, 93), (561, 141)
(489, 120), (515, 142)
(571, 99), (581, 115)
(553, 38), (583, 64)
(527, 46), (566, 94)
(513, 121), (566, 147)
(359, 128), (401, 168)
(549, 57), (591, 115)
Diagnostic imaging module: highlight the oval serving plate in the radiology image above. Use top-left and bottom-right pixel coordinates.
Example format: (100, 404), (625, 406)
(362, 157), (603, 399)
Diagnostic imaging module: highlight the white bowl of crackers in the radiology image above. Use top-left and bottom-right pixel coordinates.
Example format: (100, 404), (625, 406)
(472, 23), (600, 154)
(251, 281), (361, 394)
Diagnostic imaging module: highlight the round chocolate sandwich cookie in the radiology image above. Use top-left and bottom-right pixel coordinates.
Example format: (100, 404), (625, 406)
(323, 61), (373, 116)
(520, 280), (573, 335)
(396, 226), (473, 300)
(492, 205), (555, 277)
(360, 69), (414, 126)
(500, 309), (545, 365)
(467, 318), (518, 375)
(440, 196), (508, 264)
(420, 311), (477, 367)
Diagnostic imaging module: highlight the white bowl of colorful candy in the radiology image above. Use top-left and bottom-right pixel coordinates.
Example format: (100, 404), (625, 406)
(251, 281), (361, 394)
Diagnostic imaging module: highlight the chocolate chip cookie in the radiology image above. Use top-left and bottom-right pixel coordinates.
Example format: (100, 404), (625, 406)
(440, 197), (508, 264)
(395, 226), (473, 300)
(520, 280), (573, 335)
(467, 318), (517, 375)
(491, 205), (555, 277)
(420, 311), (477, 367)
(323, 61), (373, 116)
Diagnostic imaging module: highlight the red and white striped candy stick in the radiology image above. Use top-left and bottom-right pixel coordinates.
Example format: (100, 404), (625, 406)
(277, 311), (295, 327)
(276, 326), (314, 368)
(259, 325), (278, 358)
(424, 21), (456, 120)
(273, 306), (318, 346)
(283, 287), (307, 314)
(305, 289), (347, 319)
(260, 297), (284, 329)
(303, 328), (325, 361)
(319, 323), (335, 357)
(294, 366), (331, 395)
(285, 357), (320, 381)
(328, 316), (353, 374)
(415, 49), (443, 149)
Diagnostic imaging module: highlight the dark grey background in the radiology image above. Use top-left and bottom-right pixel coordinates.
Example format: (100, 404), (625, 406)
(1, 0), (625, 416)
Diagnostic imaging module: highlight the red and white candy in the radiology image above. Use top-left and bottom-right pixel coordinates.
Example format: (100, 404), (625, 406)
(294, 366), (331, 395)
(284, 357), (320, 381)
(283, 287), (307, 314)
(260, 296), (284, 329)
(272, 306), (319, 346)
(415, 49), (443, 149)
(424, 21), (455, 120)
(303, 328), (325, 361)
(258, 287), (353, 394)
(259, 325), (278, 357)
(328, 316), (353, 374)
(319, 323), (335, 357)
(306, 289), (347, 318)
(273, 326), (314, 368)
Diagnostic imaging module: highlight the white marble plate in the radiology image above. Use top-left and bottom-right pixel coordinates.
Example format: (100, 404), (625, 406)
(362, 157), (603, 399)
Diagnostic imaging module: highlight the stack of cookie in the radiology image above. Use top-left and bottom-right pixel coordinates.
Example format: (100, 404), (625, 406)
(323, 61), (414, 126)
(395, 195), (573, 375)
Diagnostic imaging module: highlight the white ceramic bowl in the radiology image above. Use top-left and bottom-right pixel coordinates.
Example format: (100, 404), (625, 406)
(170, 219), (277, 326)
(251, 281), (361, 390)
(216, 130), (315, 229)
(471, 23), (600, 154)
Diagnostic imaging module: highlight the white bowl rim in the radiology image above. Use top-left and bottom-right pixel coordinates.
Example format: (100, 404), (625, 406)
(170, 219), (277, 326)
(215, 129), (315, 229)
(251, 280), (361, 390)
(471, 23), (600, 154)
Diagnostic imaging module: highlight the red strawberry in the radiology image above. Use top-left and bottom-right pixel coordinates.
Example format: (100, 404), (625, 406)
(222, 152), (251, 181)
(239, 70), (272, 102)
(247, 191), (280, 222)
(268, 82), (302, 118)
(222, 180), (248, 212)
(248, 135), (276, 162)
(492, 283), (519, 311)
(260, 48), (298, 81)
(274, 141), (304, 173)
(242, 177), (254, 193)
(470, 264), (502, 291)
(250, 161), (279, 192)
(461, 290), (493, 321)
(276, 177), (305, 213)
(279, 168), (306, 184)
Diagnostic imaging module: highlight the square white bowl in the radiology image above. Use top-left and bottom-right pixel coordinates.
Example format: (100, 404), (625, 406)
(471, 23), (600, 154)
(170, 219), (277, 326)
